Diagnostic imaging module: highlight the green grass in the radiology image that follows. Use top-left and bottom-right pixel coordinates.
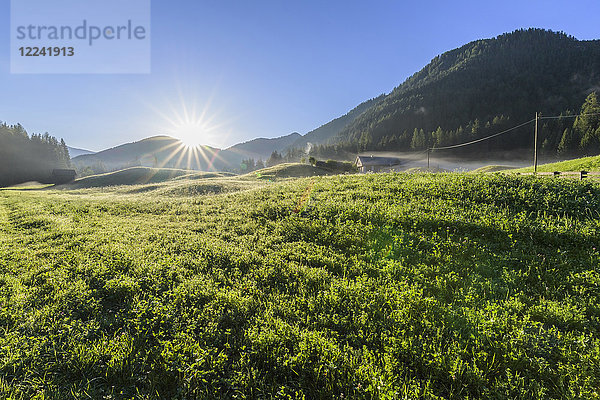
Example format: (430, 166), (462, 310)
(4, 182), (54, 190)
(0, 173), (599, 399)
(404, 166), (449, 173)
(242, 163), (342, 180)
(56, 167), (233, 189)
(513, 154), (600, 173)
(471, 165), (519, 173)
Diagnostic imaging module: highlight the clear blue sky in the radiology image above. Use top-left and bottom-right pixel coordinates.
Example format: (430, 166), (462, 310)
(1, 0), (599, 151)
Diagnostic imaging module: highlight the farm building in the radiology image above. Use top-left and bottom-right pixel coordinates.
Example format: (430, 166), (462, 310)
(355, 156), (402, 173)
(52, 169), (77, 184)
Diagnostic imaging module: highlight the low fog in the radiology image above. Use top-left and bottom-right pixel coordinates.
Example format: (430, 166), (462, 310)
(357, 151), (532, 172)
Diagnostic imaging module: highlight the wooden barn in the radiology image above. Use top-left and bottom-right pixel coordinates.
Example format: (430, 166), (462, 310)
(354, 156), (402, 173)
(52, 169), (77, 184)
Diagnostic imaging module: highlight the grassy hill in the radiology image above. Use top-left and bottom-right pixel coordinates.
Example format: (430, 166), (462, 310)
(51, 163), (343, 195)
(58, 164), (345, 192)
(513, 154), (600, 173)
(243, 162), (353, 180)
(54, 167), (227, 189)
(52, 167), (258, 197)
(471, 165), (520, 173)
(1, 173), (599, 398)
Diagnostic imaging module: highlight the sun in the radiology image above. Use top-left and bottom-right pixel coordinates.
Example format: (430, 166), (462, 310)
(173, 121), (206, 148)
(159, 101), (227, 149)
(140, 81), (234, 150)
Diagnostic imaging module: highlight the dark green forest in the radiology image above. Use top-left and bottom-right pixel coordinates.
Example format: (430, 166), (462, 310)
(303, 29), (600, 160)
(0, 123), (71, 187)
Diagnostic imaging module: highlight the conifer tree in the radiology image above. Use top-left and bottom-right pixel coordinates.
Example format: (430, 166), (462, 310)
(575, 92), (600, 153)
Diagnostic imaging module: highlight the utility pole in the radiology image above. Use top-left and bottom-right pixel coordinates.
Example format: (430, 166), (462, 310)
(533, 112), (539, 174)
(427, 148), (430, 170)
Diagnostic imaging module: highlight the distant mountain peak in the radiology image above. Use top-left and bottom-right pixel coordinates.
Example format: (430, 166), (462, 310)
(227, 132), (304, 159)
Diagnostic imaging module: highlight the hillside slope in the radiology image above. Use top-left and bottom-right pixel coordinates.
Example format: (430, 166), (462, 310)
(513, 154), (600, 172)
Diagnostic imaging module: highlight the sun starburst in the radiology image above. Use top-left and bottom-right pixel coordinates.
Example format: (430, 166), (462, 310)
(135, 81), (239, 171)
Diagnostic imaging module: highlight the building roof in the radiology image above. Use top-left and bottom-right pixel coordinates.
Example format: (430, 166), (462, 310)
(355, 155), (402, 167)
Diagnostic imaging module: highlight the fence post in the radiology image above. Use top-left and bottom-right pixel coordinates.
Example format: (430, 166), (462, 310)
(533, 112), (539, 174)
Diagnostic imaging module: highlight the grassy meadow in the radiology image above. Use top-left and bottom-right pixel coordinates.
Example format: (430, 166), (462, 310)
(0, 166), (599, 399)
(512, 155), (600, 173)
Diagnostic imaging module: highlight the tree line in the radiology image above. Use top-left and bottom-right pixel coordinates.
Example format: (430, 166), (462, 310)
(0, 122), (71, 187)
(240, 150), (296, 172)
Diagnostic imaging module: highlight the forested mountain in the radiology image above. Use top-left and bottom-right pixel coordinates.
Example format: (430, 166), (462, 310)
(308, 29), (600, 159)
(0, 123), (71, 186)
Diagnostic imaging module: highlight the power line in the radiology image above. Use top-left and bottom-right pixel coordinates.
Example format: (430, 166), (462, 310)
(428, 118), (535, 151)
(423, 111), (600, 153)
(540, 112), (600, 120)
(404, 111), (600, 170)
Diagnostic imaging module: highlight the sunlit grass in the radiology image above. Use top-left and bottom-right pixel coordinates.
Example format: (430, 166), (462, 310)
(0, 173), (599, 398)
(513, 154), (600, 173)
